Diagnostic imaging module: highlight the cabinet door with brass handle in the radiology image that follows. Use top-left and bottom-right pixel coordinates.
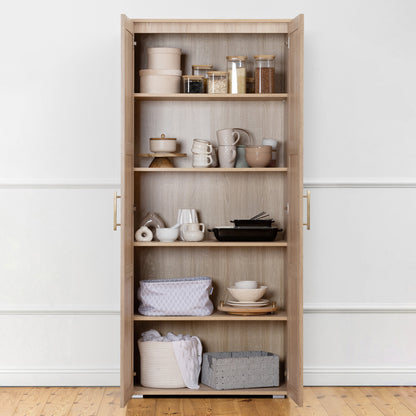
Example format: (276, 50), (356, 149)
(303, 190), (311, 230)
(113, 192), (121, 231)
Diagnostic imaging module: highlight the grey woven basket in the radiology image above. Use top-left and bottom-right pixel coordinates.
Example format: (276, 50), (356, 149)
(201, 351), (279, 390)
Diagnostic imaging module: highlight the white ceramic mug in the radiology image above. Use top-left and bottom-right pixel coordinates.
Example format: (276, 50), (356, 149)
(218, 145), (237, 168)
(216, 128), (240, 146)
(192, 139), (213, 154)
(177, 209), (199, 240)
(192, 153), (213, 168)
(182, 223), (205, 242)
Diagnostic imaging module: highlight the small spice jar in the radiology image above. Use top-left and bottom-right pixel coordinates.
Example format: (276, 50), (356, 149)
(182, 75), (204, 93)
(192, 65), (213, 92)
(226, 56), (247, 94)
(206, 71), (228, 94)
(246, 77), (255, 93)
(254, 55), (275, 93)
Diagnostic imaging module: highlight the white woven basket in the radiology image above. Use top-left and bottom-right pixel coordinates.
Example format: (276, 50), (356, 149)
(138, 340), (185, 388)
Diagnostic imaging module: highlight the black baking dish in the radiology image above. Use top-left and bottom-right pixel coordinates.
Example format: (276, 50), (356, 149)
(230, 219), (275, 227)
(209, 226), (283, 242)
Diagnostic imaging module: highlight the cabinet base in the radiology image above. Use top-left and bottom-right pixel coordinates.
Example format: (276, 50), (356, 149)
(133, 383), (287, 397)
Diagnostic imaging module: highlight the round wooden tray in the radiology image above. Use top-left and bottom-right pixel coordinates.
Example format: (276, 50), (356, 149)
(217, 301), (278, 316)
(137, 153), (187, 168)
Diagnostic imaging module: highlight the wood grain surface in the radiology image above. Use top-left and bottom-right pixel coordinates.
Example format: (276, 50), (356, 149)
(0, 387), (414, 415)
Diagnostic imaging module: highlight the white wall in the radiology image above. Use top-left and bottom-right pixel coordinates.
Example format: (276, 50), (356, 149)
(0, 0), (415, 386)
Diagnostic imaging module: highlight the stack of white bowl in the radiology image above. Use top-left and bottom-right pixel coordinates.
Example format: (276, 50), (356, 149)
(227, 280), (267, 302)
(139, 47), (182, 93)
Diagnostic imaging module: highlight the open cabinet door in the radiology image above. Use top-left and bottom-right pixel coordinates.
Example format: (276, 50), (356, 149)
(287, 14), (304, 406)
(120, 14), (134, 408)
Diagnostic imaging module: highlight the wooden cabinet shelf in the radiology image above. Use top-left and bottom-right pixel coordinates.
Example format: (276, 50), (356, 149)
(134, 311), (288, 322)
(133, 383), (287, 396)
(133, 241), (288, 247)
(134, 167), (288, 172)
(134, 93), (288, 101)
(121, 15), (304, 407)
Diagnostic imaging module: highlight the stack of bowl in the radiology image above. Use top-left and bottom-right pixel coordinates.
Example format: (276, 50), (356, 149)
(227, 281), (267, 302)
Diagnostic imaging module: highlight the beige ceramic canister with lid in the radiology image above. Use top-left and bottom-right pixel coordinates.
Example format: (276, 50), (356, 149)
(147, 47), (182, 70)
(149, 134), (177, 153)
(139, 69), (182, 93)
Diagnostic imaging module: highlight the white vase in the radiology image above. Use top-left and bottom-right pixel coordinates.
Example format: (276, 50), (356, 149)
(176, 209), (199, 240)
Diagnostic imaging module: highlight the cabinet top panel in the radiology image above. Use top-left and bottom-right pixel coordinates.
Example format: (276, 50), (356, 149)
(130, 19), (294, 34)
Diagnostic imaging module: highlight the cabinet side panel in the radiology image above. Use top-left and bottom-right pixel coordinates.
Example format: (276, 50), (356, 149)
(287, 14), (304, 406)
(121, 15), (135, 408)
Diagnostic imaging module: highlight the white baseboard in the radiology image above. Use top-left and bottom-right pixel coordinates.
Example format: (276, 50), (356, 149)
(0, 368), (120, 386)
(304, 367), (416, 386)
(2, 367), (414, 387)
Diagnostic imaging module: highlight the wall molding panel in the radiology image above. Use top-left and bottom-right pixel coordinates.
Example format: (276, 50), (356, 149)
(0, 309), (120, 316)
(1, 304), (415, 316)
(1, 178), (416, 189)
(304, 367), (416, 386)
(303, 179), (416, 188)
(304, 303), (416, 313)
(0, 179), (120, 189)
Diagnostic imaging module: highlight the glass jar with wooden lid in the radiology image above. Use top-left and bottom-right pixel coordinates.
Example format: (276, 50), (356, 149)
(206, 71), (228, 94)
(226, 56), (247, 94)
(254, 55), (275, 93)
(192, 65), (213, 92)
(182, 75), (205, 93)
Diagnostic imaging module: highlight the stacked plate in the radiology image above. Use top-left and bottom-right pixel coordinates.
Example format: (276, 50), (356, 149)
(225, 298), (270, 308)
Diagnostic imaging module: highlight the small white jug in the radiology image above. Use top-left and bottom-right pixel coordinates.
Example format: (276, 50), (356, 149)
(182, 223), (205, 242)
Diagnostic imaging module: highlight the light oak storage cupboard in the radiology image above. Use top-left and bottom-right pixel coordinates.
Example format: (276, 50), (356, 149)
(118, 16), (305, 407)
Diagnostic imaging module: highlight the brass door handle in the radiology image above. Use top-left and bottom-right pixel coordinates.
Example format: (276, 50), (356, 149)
(303, 190), (311, 230)
(113, 192), (121, 231)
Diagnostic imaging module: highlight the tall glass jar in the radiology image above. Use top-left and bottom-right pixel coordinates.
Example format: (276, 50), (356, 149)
(254, 55), (275, 93)
(226, 56), (247, 94)
(192, 65), (213, 92)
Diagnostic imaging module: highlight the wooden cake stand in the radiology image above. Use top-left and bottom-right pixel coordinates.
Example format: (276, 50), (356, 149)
(137, 153), (187, 168)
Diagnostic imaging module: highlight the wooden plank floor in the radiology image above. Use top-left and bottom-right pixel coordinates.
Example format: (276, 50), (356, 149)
(0, 387), (414, 415)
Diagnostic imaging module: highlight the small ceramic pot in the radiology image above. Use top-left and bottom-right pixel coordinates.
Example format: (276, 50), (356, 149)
(149, 134), (177, 153)
(245, 145), (272, 167)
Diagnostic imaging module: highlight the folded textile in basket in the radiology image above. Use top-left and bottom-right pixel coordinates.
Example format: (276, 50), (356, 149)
(140, 330), (202, 389)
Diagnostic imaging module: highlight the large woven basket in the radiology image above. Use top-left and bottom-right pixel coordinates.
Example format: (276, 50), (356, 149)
(201, 351), (280, 390)
(138, 340), (185, 388)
